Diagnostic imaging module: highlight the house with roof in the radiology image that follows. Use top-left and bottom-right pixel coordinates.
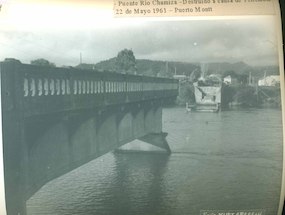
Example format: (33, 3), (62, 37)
(258, 75), (280, 86)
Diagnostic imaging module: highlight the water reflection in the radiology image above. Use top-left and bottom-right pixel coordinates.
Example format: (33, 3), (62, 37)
(97, 153), (171, 215)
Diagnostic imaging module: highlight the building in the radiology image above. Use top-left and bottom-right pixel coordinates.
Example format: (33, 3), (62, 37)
(223, 75), (239, 85)
(223, 75), (232, 84)
(173, 74), (187, 81)
(258, 75), (280, 86)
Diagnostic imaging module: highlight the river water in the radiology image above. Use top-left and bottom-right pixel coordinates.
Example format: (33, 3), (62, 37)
(27, 107), (283, 215)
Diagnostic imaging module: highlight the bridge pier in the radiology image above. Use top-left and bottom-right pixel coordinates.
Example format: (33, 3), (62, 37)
(116, 105), (171, 154)
(115, 132), (171, 154)
(2, 112), (28, 215)
(138, 132), (171, 154)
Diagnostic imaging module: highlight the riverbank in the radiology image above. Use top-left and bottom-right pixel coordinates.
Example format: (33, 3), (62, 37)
(176, 81), (281, 108)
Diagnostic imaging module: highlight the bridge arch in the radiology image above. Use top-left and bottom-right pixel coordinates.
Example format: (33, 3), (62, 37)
(97, 113), (118, 155)
(27, 121), (70, 198)
(118, 112), (133, 145)
(133, 109), (145, 139)
(70, 116), (97, 164)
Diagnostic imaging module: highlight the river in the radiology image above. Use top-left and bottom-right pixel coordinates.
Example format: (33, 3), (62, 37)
(27, 107), (283, 215)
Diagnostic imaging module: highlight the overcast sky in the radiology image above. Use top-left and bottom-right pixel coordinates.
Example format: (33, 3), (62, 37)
(0, 3), (279, 67)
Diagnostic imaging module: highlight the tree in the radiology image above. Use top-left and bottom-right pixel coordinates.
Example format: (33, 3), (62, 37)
(115, 49), (136, 74)
(4, 58), (22, 64)
(222, 70), (238, 79)
(236, 71), (249, 85)
(31, 58), (56, 67)
(234, 86), (259, 107)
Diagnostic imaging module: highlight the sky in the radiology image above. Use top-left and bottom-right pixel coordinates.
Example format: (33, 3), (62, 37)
(0, 1), (280, 67)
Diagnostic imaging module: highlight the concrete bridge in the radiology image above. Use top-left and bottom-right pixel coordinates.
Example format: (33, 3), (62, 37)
(0, 61), (178, 215)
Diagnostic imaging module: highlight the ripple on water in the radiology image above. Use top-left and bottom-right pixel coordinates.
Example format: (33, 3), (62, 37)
(27, 107), (283, 215)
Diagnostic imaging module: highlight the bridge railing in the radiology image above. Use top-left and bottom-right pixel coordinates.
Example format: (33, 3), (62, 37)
(1, 61), (178, 117)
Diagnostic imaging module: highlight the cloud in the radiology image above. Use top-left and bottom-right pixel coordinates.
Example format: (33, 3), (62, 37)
(0, 16), (279, 67)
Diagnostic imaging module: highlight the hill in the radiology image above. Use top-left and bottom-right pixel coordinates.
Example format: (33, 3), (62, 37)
(206, 62), (279, 79)
(75, 58), (279, 79)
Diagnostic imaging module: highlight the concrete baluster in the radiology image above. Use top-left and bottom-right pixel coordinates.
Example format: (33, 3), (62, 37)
(24, 78), (29, 97)
(50, 79), (55, 95)
(86, 81), (89, 94)
(73, 80), (77, 95)
(38, 79), (43, 96)
(90, 81), (93, 94)
(44, 79), (49, 96)
(61, 80), (66, 95)
(56, 79), (60, 95)
(78, 81), (82, 94)
(82, 80), (86, 94)
(30, 78), (35, 97)
(66, 80), (70, 95)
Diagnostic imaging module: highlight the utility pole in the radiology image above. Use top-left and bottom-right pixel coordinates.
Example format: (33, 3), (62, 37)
(248, 72), (250, 85)
(166, 61), (168, 74)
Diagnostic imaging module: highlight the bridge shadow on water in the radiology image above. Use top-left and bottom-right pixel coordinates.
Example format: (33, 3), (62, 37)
(98, 153), (172, 215)
(26, 152), (172, 215)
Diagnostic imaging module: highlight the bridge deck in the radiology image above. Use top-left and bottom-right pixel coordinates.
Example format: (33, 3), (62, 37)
(1, 62), (178, 117)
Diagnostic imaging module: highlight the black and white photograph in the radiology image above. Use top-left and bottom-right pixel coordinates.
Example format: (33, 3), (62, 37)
(0, 1), (283, 215)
